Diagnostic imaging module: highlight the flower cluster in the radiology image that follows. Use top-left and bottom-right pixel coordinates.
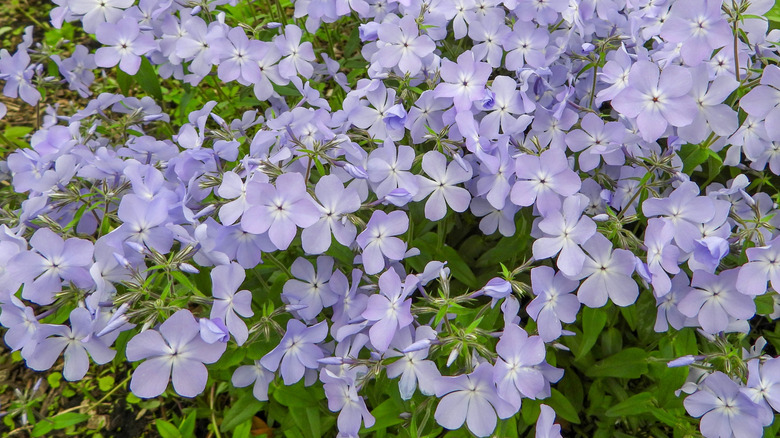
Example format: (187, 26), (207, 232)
(1, 0), (780, 436)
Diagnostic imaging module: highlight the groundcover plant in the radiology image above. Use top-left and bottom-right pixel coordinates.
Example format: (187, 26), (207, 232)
(3, 0), (780, 436)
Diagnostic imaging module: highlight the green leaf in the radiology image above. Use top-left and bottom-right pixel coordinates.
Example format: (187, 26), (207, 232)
(116, 69), (133, 95)
(577, 307), (607, 359)
(586, 348), (649, 379)
(47, 372), (62, 389)
(619, 305), (637, 331)
(98, 375), (115, 392)
(273, 83), (302, 96)
(649, 407), (679, 426)
(767, 2), (780, 22)
(221, 392), (264, 432)
(366, 398), (406, 432)
(134, 57), (163, 101)
(32, 413), (90, 436)
(756, 293), (775, 315)
(438, 245), (478, 289)
(272, 382), (324, 408)
(232, 419), (253, 438)
(605, 392), (655, 417)
(547, 389), (580, 424)
(171, 271), (203, 295)
(179, 411), (197, 438)
(679, 144), (710, 174)
(32, 421), (54, 437)
(156, 419), (182, 438)
(290, 406), (321, 438)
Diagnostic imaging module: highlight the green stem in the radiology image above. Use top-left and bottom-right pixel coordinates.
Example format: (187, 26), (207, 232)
(274, 0), (288, 25)
(323, 24), (337, 60)
(265, 252), (292, 277)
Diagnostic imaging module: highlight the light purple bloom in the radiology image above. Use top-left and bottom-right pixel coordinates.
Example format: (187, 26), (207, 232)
(684, 372), (763, 438)
(210, 262), (253, 345)
(480, 76), (532, 137)
(536, 404), (563, 438)
(737, 235), (780, 296)
(433, 50), (492, 112)
(526, 266), (580, 343)
(241, 172), (319, 250)
(126, 309), (226, 398)
(275, 24), (315, 79)
(94, 17), (156, 75)
(0, 297), (40, 357)
(26, 307), (115, 381)
(573, 233), (638, 308)
(654, 272), (694, 332)
(532, 194), (597, 277)
(375, 15), (435, 76)
(678, 65), (739, 143)
(68, 0), (134, 33)
(744, 357), (780, 419)
(644, 218), (681, 297)
(362, 269), (417, 352)
(434, 362), (516, 437)
(199, 318), (229, 344)
(349, 83), (406, 142)
(282, 256), (338, 321)
(678, 269), (756, 334)
(366, 144), (419, 198)
(413, 151), (473, 221)
(503, 26), (548, 70)
(0, 50), (40, 105)
(510, 148), (581, 216)
(611, 61), (696, 142)
(660, 0), (732, 66)
(9, 228), (94, 305)
(115, 194), (174, 254)
(565, 113), (626, 171)
(642, 182), (716, 253)
(260, 319), (327, 385)
(355, 210), (409, 275)
(301, 174), (360, 254)
(493, 324), (548, 408)
(321, 368), (376, 436)
(232, 360), (274, 401)
(468, 19), (510, 67)
(211, 27), (264, 85)
(385, 325), (440, 400)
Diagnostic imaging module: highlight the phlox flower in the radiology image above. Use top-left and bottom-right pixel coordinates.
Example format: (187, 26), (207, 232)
(282, 256), (338, 321)
(678, 269), (756, 334)
(301, 174), (360, 254)
(684, 372), (764, 438)
(385, 326), (440, 400)
(26, 307), (115, 381)
(355, 210), (409, 275)
(413, 150), (472, 221)
(435, 362), (516, 437)
(611, 61), (696, 142)
(362, 269), (417, 352)
(526, 266), (580, 343)
(737, 235), (780, 296)
(95, 17), (156, 75)
(532, 194), (597, 277)
(241, 172), (319, 250)
(210, 262), (253, 345)
(375, 15), (435, 76)
(433, 50), (491, 112)
(493, 324), (549, 409)
(126, 309), (226, 398)
(261, 319), (328, 385)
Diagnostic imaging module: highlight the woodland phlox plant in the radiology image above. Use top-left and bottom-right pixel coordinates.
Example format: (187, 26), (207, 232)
(3, 0), (780, 436)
